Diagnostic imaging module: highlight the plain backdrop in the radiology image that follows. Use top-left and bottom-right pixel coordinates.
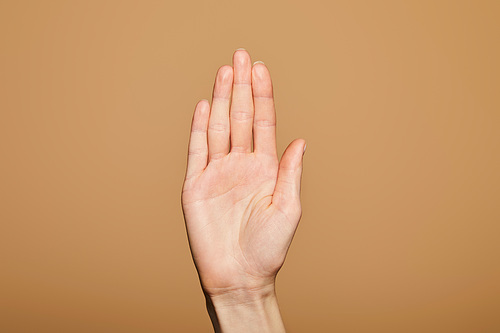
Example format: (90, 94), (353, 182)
(1, 1), (499, 332)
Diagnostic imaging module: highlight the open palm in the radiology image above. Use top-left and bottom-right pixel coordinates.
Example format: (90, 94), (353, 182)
(181, 49), (306, 297)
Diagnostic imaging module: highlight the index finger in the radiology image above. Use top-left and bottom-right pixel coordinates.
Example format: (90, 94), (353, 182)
(252, 62), (277, 157)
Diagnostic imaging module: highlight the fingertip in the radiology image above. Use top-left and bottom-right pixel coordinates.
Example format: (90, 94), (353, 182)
(218, 65), (234, 82)
(252, 62), (269, 79)
(213, 65), (234, 100)
(299, 139), (307, 155)
(233, 49), (251, 66)
(292, 138), (307, 156)
(194, 100), (210, 123)
(282, 139), (306, 171)
(197, 99), (210, 110)
(252, 64), (273, 99)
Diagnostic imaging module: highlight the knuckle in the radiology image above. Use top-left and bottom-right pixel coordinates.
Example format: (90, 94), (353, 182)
(208, 122), (228, 133)
(188, 148), (205, 156)
(191, 128), (207, 134)
(210, 152), (226, 160)
(231, 110), (253, 121)
(230, 146), (249, 153)
(254, 119), (276, 128)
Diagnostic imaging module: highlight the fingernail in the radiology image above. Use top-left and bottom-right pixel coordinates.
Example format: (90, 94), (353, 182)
(303, 143), (307, 154)
(236, 47), (246, 51)
(253, 60), (265, 65)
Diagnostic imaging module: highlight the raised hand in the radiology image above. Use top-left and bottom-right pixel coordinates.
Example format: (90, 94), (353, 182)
(181, 49), (305, 332)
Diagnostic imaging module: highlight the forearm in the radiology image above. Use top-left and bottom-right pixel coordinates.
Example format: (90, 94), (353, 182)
(205, 284), (286, 333)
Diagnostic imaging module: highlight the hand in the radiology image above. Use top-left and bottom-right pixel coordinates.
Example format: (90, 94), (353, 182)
(181, 49), (305, 332)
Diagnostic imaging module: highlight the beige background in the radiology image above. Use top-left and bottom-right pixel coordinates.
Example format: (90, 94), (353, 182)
(1, 1), (499, 332)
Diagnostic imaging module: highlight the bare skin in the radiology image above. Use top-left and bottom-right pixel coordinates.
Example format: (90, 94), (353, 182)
(181, 48), (306, 332)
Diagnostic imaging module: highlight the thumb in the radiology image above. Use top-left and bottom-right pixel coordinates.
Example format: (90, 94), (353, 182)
(272, 138), (306, 222)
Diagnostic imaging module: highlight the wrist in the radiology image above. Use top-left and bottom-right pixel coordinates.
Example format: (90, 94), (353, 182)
(205, 282), (276, 306)
(205, 284), (286, 333)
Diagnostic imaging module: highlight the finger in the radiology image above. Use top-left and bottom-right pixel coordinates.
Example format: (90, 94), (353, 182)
(208, 65), (233, 161)
(252, 62), (277, 157)
(230, 49), (254, 153)
(272, 139), (306, 223)
(186, 99), (210, 180)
